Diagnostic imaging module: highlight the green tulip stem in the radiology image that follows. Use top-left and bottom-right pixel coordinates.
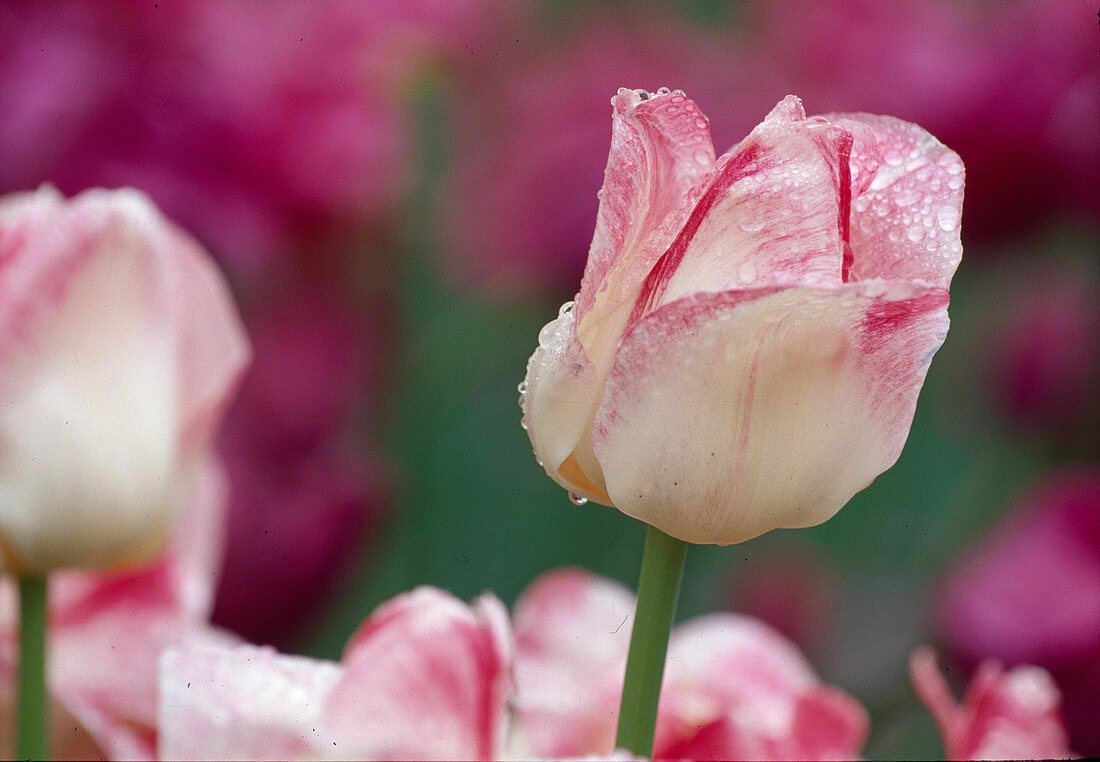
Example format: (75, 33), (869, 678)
(17, 575), (48, 761)
(615, 523), (687, 757)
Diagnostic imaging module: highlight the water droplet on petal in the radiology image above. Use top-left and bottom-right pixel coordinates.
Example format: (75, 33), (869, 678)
(737, 260), (758, 284)
(558, 300), (574, 317)
(568, 492), (588, 506)
(936, 206), (960, 232)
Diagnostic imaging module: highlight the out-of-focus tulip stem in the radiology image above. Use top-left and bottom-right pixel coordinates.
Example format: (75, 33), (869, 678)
(615, 524), (687, 757)
(17, 575), (48, 761)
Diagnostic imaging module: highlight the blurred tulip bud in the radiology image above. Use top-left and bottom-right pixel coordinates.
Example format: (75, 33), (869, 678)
(910, 648), (1072, 760)
(0, 186), (248, 575)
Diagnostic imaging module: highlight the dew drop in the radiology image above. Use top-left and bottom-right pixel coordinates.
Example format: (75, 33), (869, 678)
(737, 260), (758, 284)
(657, 86), (671, 95)
(693, 147), (711, 165)
(936, 206), (960, 232)
(558, 300), (574, 317)
(894, 189), (920, 207)
(517, 380), (527, 394)
(537, 320), (557, 347)
(568, 492), (588, 506)
(907, 226), (926, 243)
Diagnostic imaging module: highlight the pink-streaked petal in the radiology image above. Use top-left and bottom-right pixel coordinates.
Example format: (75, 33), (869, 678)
(825, 112), (964, 287)
(325, 587), (513, 761)
(633, 95), (852, 319)
(910, 648), (1072, 761)
(592, 279), (948, 545)
(512, 568), (635, 758)
(520, 305), (611, 503)
(158, 639), (341, 762)
(46, 457), (228, 760)
(575, 87), (716, 329)
(658, 614), (868, 760)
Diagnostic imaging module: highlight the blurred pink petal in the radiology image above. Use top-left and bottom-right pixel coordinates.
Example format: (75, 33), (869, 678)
(511, 568), (867, 761)
(910, 648), (1072, 760)
(936, 469), (1100, 755)
(0, 0), (497, 275)
(160, 587), (512, 761)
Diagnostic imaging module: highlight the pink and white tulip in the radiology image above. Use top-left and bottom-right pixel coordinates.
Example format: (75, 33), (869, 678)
(910, 648), (1073, 760)
(510, 568), (868, 760)
(0, 185), (248, 575)
(521, 91), (963, 545)
(158, 587), (512, 761)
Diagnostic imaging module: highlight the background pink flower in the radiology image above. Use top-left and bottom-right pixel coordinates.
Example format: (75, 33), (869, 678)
(511, 568), (868, 761)
(910, 648), (1072, 760)
(0, 0), (495, 277)
(935, 469), (1100, 756)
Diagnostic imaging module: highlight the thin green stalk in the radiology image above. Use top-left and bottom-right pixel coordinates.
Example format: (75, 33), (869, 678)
(17, 576), (48, 761)
(615, 524), (687, 757)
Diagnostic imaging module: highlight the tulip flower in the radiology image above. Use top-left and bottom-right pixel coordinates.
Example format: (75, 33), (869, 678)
(521, 90), (963, 546)
(510, 568), (869, 761)
(0, 185), (249, 575)
(910, 648), (1073, 760)
(158, 587), (512, 761)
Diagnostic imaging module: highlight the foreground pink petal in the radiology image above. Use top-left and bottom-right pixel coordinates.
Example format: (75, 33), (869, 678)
(159, 587), (512, 761)
(511, 568), (868, 760)
(910, 648), (1072, 760)
(521, 92), (962, 544)
(0, 185), (249, 574)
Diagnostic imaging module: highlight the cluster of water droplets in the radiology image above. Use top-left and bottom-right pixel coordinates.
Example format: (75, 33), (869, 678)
(850, 129), (964, 280)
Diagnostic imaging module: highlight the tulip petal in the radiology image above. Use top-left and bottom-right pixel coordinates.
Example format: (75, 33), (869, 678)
(324, 587), (512, 761)
(520, 305), (610, 502)
(592, 279), (949, 545)
(158, 640), (342, 761)
(659, 614), (869, 760)
(575, 87), (716, 330)
(634, 96), (852, 318)
(512, 568), (635, 758)
(825, 113), (964, 287)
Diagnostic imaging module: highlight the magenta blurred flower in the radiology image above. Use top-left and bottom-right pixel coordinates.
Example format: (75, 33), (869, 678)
(725, 544), (837, 653)
(211, 290), (390, 647)
(0, 459), (231, 760)
(910, 648), (1072, 760)
(159, 587), (512, 760)
(521, 90), (963, 545)
(511, 568), (868, 761)
(739, 0), (1098, 241)
(0, 0), (493, 276)
(0, 185), (248, 575)
(936, 469), (1100, 755)
(991, 268), (1100, 435)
